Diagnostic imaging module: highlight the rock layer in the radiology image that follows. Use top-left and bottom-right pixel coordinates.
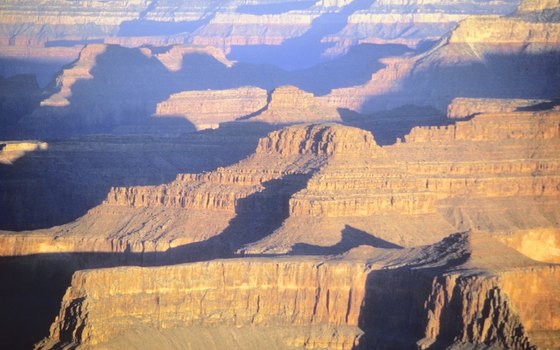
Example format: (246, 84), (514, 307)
(246, 86), (342, 125)
(36, 232), (560, 349)
(154, 87), (268, 130)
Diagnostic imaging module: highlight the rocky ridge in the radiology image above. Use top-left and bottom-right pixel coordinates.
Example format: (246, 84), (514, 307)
(446, 97), (553, 119)
(246, 86), (342, 125)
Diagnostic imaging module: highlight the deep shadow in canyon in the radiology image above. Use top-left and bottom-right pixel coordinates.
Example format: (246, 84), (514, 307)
(2, 42), (409, 139)
(228, 0), (376, 70)
(0, 172), (314, 349)
(0, 233), (468, 350)
(0, 122), (278, 231)
(290, 225), (402, 255)
(362, 50), (560, 112)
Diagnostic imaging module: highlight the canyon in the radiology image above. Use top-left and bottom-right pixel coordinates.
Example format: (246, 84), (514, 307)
(2, 101), (560, 349)
(0, 0), (559, 349)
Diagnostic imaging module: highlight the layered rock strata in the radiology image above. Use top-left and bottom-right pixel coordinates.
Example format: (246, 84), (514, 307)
(154, 87), (268, 130)
(0, 0), (518, 67)
(36, 232), (560, 349)
(245, 86), (342, 125)
(2, 107), (559, 255)
(246, 108), (560, 252)
(447, 97), (553, 119)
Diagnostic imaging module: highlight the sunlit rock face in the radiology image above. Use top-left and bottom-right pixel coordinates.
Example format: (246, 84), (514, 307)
(154, 87), (268, 130)
(0, 0), (558, 349)
(34, 231), (560, 350)
(446, 97), (554, 119)
(2, 107), (558, 256)
(245, 86), (342, 124)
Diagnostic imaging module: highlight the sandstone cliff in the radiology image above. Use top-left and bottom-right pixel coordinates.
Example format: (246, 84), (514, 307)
(0, 0), (517, 68)
(154, 87), (268, 130)
(446, 97), (552, 119)
(246, 86), (342, 125)
(36, 232), (560, 349)
(2, 108), (559, 255)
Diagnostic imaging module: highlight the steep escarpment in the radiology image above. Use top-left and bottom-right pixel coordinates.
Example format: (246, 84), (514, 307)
(1, 124), (375, 256)
(3, 108), (560, 255)
(37, 259), (368, 350)
(36, 232), (560, 349)
(0, 0), (518, 70)
(243, 108), (560, 253)
(0, 125), (265, 231)
(255, 122), (380, 157)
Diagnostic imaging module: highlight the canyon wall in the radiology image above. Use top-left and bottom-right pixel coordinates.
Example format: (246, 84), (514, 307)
(0, 0), (518, 66)
(154, 87), (268, 130)
(36, 232), (560, 349)
(324, 0), (560, 112)
(2, 108), (559, 255)
(38, 259), (368, 350)
(446, 97), (552, 119)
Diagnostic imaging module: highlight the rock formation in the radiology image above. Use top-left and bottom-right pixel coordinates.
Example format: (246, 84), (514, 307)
(2, 106), (559, 255)
(446, 97), (553, 119)
(245, 86), (342, 125)
(34, 231), (560, 349)
(154, 87), (268, 130)
(0, 140), (47, 164)
(0, 0), (518, 70)
(324, 0), (560, 112)
(1, 1), (559, 349)
(1, 105), (558, 349)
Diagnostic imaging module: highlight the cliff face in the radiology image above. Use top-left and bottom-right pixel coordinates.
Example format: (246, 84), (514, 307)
(36, 232), (560, 350)
(446, 97), (552, 119)
(246, 86), (342, 125)
(256, 123), (380, 157)
(38, 259), (367, 349)
(154, 87), (268, 130)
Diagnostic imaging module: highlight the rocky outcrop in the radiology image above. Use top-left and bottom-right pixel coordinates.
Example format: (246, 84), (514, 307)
(3, 107), (560, 255)
(247, 86), (342, 125)
(448, 15), (560, 49)
(36, 232), (560, 349)
(446, 97), (552, 119)
(37, 259), (368, 350)
(154, 87), (267, 130)
(0, 0), (517, 68)
(154, 45), (234, 72)
(404, 110), (560, 142)
(256, 123), (380, 157)
(0, 140), (47, 164)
